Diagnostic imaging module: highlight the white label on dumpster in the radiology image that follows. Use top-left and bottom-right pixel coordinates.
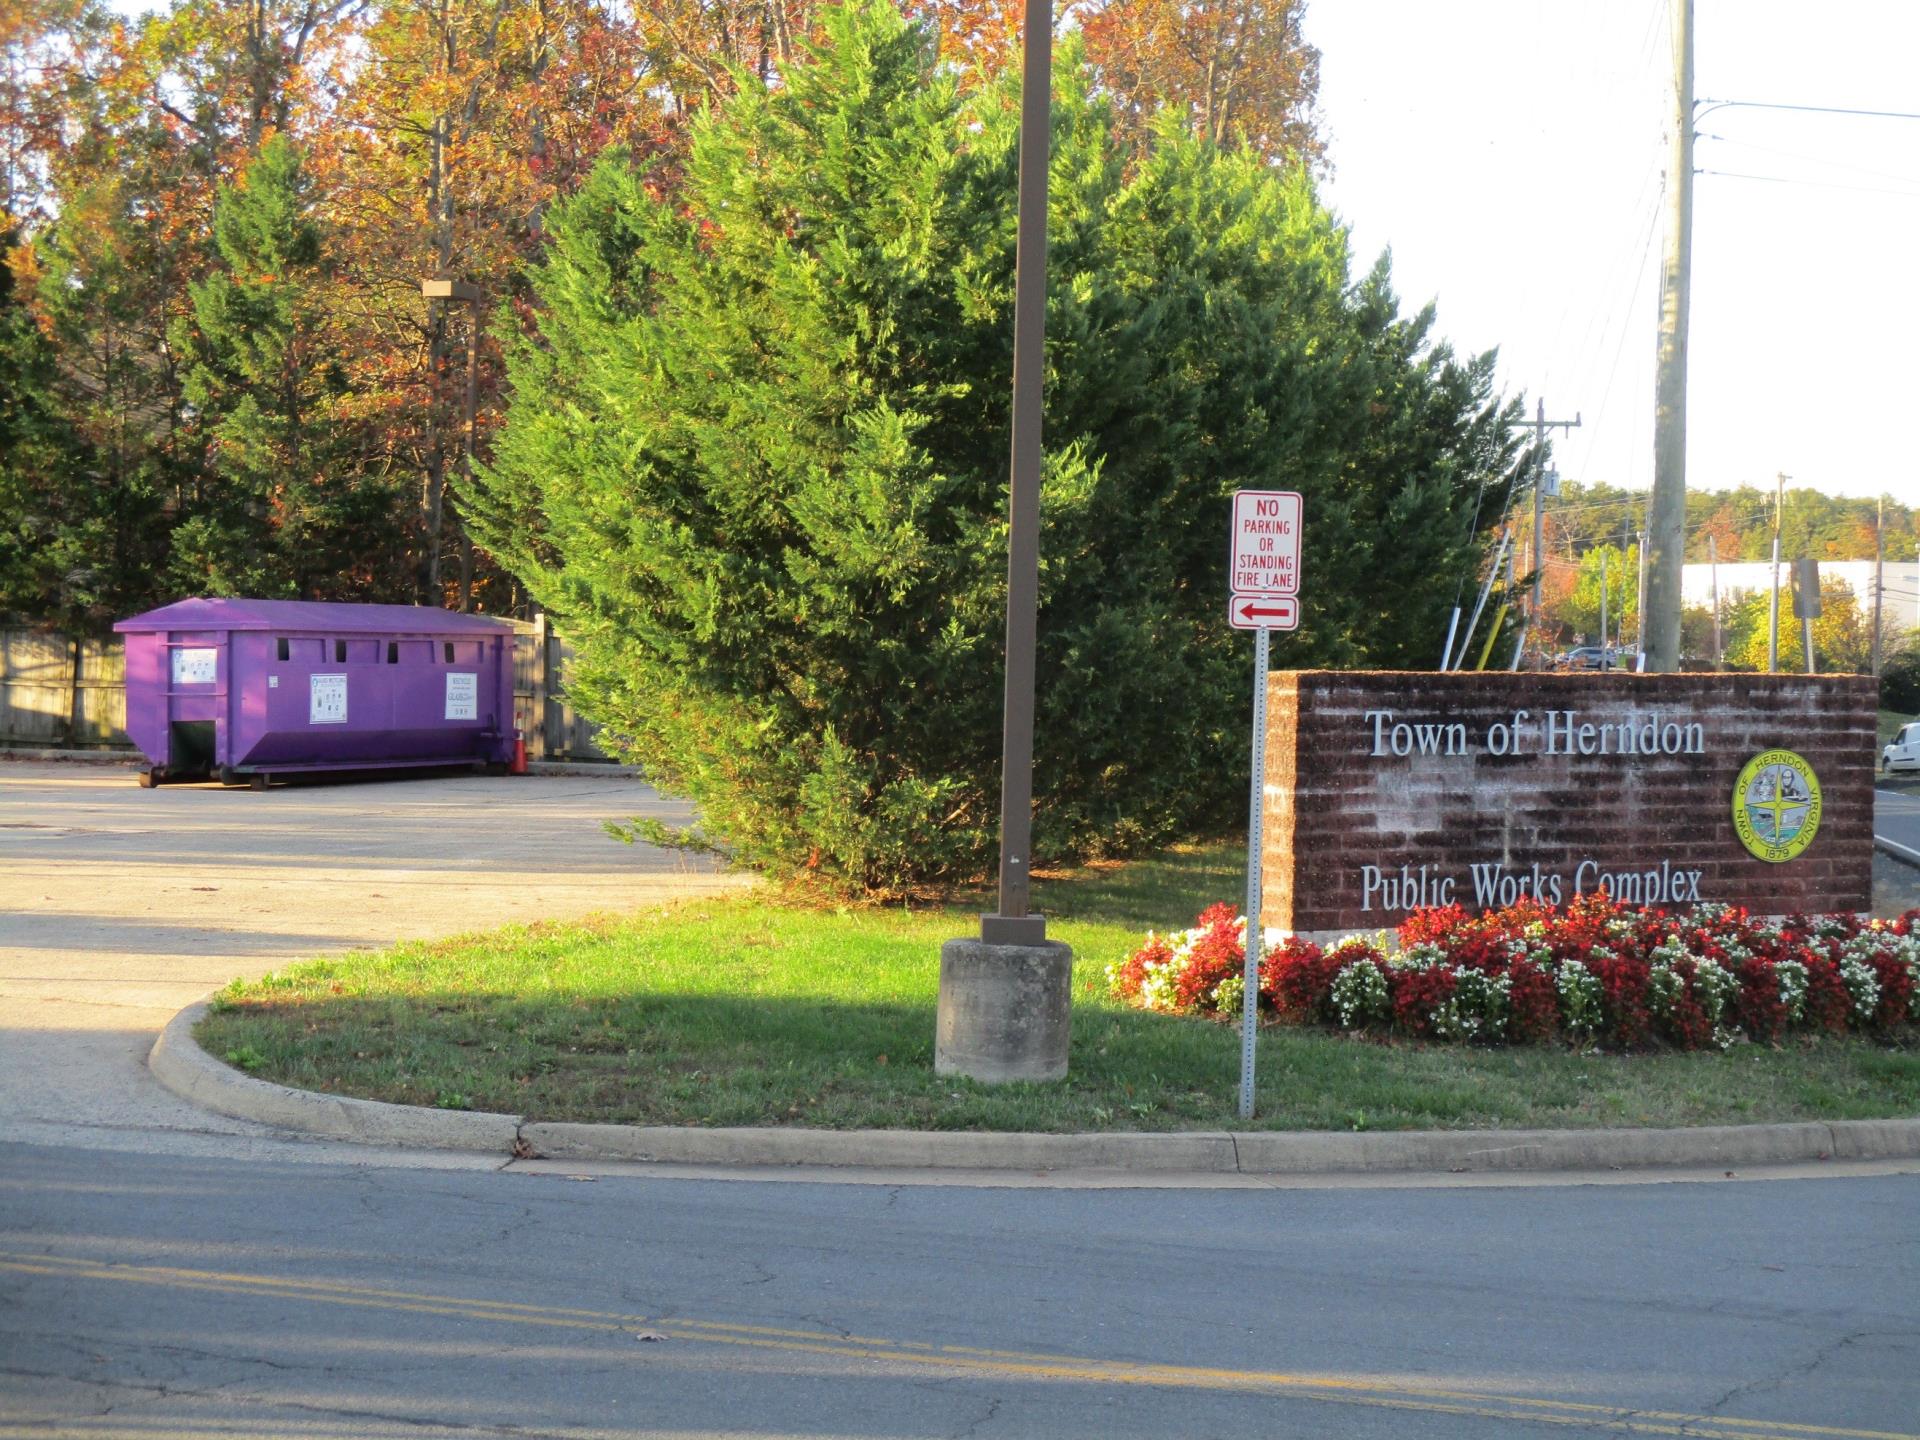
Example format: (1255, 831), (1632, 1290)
(310, 673), (348, 724)
(171, 648), (217, 685)
(445, 672), (477, 721)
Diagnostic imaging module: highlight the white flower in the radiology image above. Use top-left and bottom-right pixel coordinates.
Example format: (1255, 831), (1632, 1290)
(1329, 959), (1388, 1029)
(1839, 955), (1881, 1023)
(1555, 958), (1603, 1036)
(1774, 959), (1808, 1022)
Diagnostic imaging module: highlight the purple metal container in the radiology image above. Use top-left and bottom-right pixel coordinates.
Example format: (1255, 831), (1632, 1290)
(114, 599), (519, 787)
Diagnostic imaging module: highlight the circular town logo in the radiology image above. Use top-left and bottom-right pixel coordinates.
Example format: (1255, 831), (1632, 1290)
(1732, 750), (1822, 863)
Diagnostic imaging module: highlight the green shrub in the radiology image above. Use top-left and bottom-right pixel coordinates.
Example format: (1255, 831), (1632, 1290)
(474, 0), (1521, 894)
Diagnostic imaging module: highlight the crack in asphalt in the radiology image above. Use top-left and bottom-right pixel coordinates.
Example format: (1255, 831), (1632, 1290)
(0, 1363), (587, 1437)
(1704, 1328), (1903, 1417)
(951, 1392), (1003, 1438)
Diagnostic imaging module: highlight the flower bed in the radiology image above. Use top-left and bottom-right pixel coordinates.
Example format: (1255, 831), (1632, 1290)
(1106, 898), (1920, 1051)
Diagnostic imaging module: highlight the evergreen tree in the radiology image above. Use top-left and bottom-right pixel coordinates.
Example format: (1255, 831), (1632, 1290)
(12, 202), (179, 629)
(171, 136), (399, 598)
(0, 230), (99, 626)
(474, 0), (1520, 894)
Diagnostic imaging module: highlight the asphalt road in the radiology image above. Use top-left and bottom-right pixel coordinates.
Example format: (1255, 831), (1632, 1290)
(0, 760), (749, 1147)
(3, 1141), (1917, 1439)
(1876, 784), (1920, 856)
(4, 761), (1918, 1439)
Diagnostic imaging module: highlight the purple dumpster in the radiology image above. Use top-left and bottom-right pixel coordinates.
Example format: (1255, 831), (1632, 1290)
(114, 599), (520, 788)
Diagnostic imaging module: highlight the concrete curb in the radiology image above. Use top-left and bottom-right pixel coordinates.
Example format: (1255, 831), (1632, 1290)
(525, 760), (644, 777)
(151, 1003), (524, 1152)
(151, 1001), (1920, 1176)
(1875, 833), (1920, 870)
(0, 745), (135, 763)
(0, 746), (636, 778)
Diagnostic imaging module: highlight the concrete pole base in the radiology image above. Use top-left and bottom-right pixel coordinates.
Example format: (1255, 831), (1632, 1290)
(935, 938), (1074, 1083)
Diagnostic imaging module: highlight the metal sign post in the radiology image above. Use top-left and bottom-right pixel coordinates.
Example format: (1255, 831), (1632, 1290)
(1227, 488), (1301, 1121)
(1239, 624), (1270, 1120)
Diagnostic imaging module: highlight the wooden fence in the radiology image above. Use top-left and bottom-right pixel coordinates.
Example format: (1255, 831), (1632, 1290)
(513, 615), (610, 762)
(0, 619), (609, 762)
(0, 630), (126, 748)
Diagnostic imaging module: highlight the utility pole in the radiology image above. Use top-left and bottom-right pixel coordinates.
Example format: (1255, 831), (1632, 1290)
(1511, 399), (1580, 655)
(1646, 0), (1693, 672)
(1872, 495), (1886, 676)
(1600, 550), (1610, 656)
(1621, 516), (1633, 657)
(1767, 471), (1787, 673)
(1636, 518), (1650, 665)
(1709, 532), (1721, 667)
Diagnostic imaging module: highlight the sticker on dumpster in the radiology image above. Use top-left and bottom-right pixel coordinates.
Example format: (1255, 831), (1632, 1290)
(310, 673), (348, 725)
(445, 672), (477, 721)
(171, 648), (217, 685)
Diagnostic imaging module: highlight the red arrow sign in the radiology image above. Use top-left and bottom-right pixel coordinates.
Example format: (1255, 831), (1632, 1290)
(1229, 594), (1299, 631)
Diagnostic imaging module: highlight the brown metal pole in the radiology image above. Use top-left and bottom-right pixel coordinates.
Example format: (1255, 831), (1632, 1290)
(982, 0), (1052, 948)
(458, 295), (481, 612)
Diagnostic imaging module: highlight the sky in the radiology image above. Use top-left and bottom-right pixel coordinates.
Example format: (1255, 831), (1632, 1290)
(1301, 0), (1920, 505)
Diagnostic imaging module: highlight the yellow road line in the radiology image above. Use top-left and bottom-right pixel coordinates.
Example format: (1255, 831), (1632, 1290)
(2, 1250), (1908, 1440)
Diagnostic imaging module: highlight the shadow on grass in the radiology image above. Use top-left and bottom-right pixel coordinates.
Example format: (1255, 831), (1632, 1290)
(1030, 842), (1242, 931)
(198, 989), (1246, 1133)
(194, 987), (1920, 1136)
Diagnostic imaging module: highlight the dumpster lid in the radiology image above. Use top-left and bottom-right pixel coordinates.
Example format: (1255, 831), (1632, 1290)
(114, 599), (519, 636)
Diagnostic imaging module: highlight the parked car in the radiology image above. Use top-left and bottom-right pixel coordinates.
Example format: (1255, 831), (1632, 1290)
(1564, 646), (1616, 671)
(1886, 722), (1920, 773)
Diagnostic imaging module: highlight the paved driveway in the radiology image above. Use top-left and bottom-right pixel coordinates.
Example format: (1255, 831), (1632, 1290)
(0, 759), (749, 1144)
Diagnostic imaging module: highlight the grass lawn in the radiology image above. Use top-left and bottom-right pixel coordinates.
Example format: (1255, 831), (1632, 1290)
(198, 843), (1920, 1133)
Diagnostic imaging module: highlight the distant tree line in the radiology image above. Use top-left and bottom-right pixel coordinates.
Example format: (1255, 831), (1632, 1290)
(1520, 480), (1914, 675)
(1540, 479), (1916, 567)
(1, 0), (1328, 632)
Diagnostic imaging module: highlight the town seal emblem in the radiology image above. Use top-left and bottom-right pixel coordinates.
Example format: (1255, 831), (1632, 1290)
(1732, 750), (1822, 863)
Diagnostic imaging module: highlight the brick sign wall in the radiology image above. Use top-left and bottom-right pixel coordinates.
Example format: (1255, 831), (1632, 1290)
(1260, 672), (1877, 935)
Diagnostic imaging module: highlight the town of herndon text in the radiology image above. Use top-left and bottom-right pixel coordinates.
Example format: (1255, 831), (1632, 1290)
(1355, 709), (1708, 912)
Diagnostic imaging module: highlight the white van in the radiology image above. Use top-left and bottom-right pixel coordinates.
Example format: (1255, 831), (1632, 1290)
(1886, 722), (1920, 773)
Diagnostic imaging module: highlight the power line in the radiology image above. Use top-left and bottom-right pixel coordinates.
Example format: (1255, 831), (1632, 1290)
(1698, 168), (1920, 200)
(1696, 98), (1920, 124)
(1697, 131), (1920, 188)
(1563, 180), (1665, 484)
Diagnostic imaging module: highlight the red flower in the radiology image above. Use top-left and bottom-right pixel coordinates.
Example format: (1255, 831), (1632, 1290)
(1388, 963), (1456, 1039)
(1261, 937), (1332, 1021)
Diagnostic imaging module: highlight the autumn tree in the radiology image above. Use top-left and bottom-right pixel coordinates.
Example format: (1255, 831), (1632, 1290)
(1080, 0), (1322, 165)
(2, 0), (1338, 630)
(2, 0), (104, 225)
(1, 0), (357, 623)
(1725, 577), (1872, 675)
(318, 0), (669, 608)
(1546, 541), (1638, 647)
